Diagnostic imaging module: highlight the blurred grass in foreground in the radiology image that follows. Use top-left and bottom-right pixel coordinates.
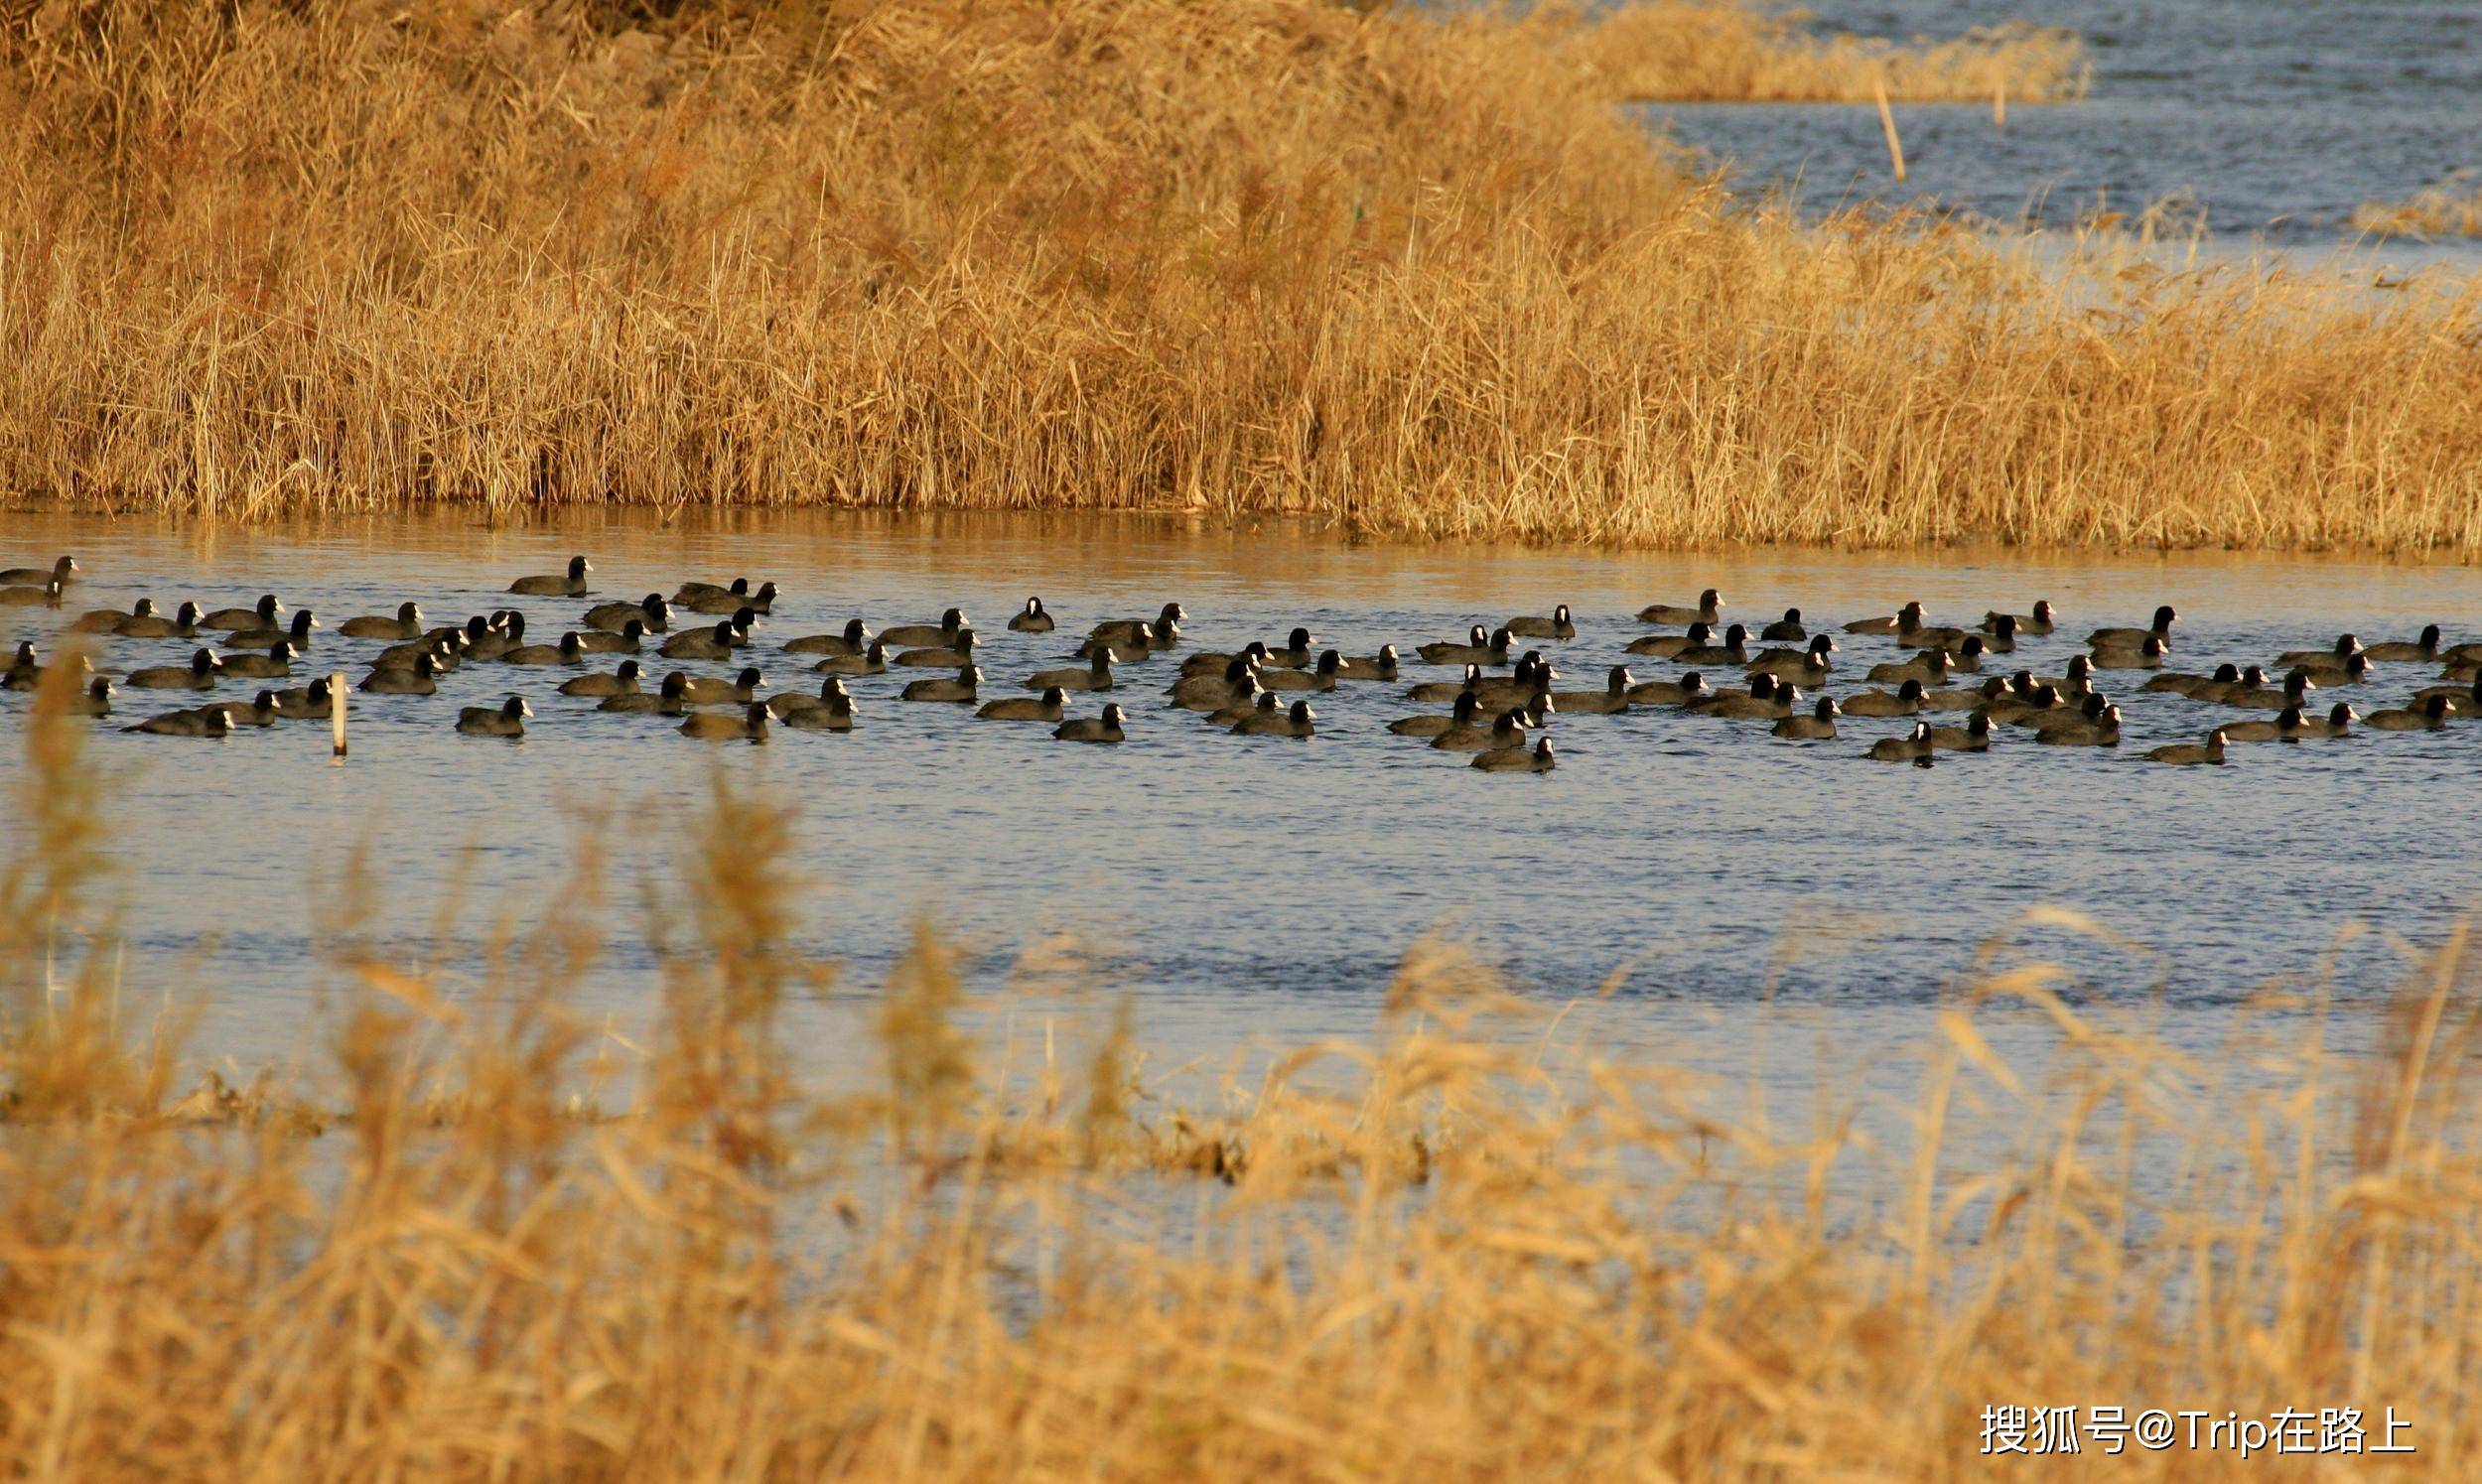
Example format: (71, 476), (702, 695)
(5, 656), (2482, 1478)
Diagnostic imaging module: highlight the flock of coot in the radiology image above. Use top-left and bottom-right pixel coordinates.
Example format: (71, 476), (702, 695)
(5, 554), (2477, 771)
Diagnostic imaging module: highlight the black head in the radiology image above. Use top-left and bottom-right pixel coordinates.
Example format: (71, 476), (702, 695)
(1815, 696), (1838, 719)
(711, 620), (736, 642)
(2277, 705), (2303, 727)
(568, 556), (592, 580)
(1450, 692), (1479, 721)
(255, 594), (281, 620)
(1222, 658), (1250, 683)
(2240, 665), (2268, 686)
(1255, 692), (1278, 712)
(1958, 635), (1985, 657)
(2211, 663), (2239, 683)
(2142, 635), (2165, 657)
(89, 676), (113, 699)
(269, 640), (296, 661)
(1102, 704), (1128, 726)
(1995, 613), (2017, 638)
(2346, 653), (2369, 677)
(10, 640), (33, 664)
(735, 666), (764, 690)
(645, 594), (670, 620)
(1160, 604), (1185, 624)
(953, 628), (978, 650)
(1289, 701), (1312, 723)
(731, 607), (757, 632)
(129, 598), (157, 617)
(2032, 601), (2054, 622)
(1684, 621), (1712, 644)
(1680, 671), (1709, 694)
(2082, 693), (2108, 718)
(660, 672), (689, 698)
(466, 615), (491, 641)
(1553, 605), (1571, 622)
(1460, 663), (1482, 687)
(866, 639), (888, 661)
(755, 582), (778, 604)
(1607, 665), (1631, 691)
(1808, 635), (1835, 657)
(2032, 684), (2060, 707)
(844, 617), (868, 643)
(415, 654), (438, 678)
(1749, 674), (1777, 699)
(503, 611), (527, 639)
(1489, 625), (1514, 649)
(1090, 648), (1114, 672)
(1981, 677), (2006, 698)
(747, 701), (770, 725)
(1287, 626), (1312, 650)
(1241, 641), (1269, 662)
(2329, 702), (2356, 725)
(2425, 695), (2450, 719)
(2152, 605), (2177, 628)
(1700, 588), (1722, 608)
(1465, 624), (1487, 646)
(503, 695), (532, 718)
(2009, 669), (2035, 697)
(1025, 597), (1044, 615)
(398, 602), (422, 622)
(192, 648), (219, 673)
(1316, 649), (1341, 675)
(2067, 654), (2092, 680)
(1899, 679), (1925, 701)
(1898, 601), (1923, 622)
(560, 632), (585, 656)
(942, 607), (965, 628)
(176, 602), (201, 624)
(290, 609), (318, 638)
(1969, 711), (1992, 735)
(2419, 622), (2441, 648)
(1783, 607), (1802, 624)
(308, 677), (333, 700)
(1041, 685), (1066, 706)
(1723, 622), (1747, 646)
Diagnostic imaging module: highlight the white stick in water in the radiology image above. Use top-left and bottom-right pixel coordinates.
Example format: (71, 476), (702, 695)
(330, 673), (347, 758)
(1874, 76), (1907, 183)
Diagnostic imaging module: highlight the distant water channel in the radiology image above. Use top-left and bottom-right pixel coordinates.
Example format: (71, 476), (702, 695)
(1644, 0), (2482, 266)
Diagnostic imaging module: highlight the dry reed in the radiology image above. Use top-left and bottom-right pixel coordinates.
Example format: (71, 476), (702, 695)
(7, 657), (2482, 1479)
(1573, 3), (2087, 103)
(2355, 183), (2482, 241)
(0, 0), (2477, 552)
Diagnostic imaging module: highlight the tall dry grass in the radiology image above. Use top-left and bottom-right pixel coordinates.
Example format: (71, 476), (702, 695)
(0, 0), (2477, 550)
(2356, 183), (2482, 241)
(1575, 4), (2086, 103)
(7, 661), (2482, 1478)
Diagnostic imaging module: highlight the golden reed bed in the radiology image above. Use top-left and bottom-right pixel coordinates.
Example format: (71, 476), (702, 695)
(6, 664), (2482, 1479)
(0, 0), (2475, 551)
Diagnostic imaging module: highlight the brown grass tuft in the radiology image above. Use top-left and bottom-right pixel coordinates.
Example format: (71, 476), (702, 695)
(2355, 182), (2482, 241)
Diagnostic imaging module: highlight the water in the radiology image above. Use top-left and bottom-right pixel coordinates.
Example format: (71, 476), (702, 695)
(1, 510), (2473, 1123)
(1642, 0), (2482, 265)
